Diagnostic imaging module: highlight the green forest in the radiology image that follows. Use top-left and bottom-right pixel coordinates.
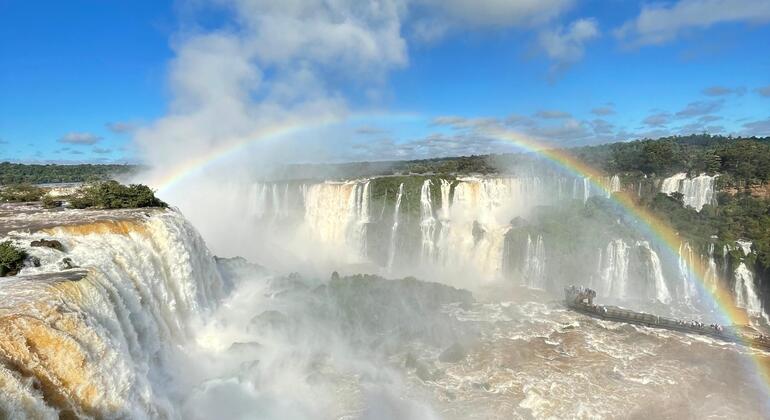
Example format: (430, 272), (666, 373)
(0, 162), (138, 185)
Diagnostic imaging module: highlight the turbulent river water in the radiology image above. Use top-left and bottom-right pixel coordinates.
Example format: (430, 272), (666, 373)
(0, 171), (768, 419)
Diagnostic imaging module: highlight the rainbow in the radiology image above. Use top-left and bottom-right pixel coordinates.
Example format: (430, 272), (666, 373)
(148, 111), (420, 193)
(485, 126), (770, 402)
(149, 113), (342, 193)
(148, 116), (770, 402)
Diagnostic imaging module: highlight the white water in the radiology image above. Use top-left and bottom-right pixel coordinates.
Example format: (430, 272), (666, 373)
(0, 211), (224, 418)
(638, 241), (672, 304)
(302, 180), (371, 260)
(597, 239), (630, 299)
(660, 173), (717, 212)
(607, 174), (621, 197)
(677, 242), (699, 305)
(704, 243), (719, 293)
(387, 183), (405, 271)
(523, 234), (546, 289)
(420, 179), (438, 262)
(734, 263), (763, 318)
(736, 239), (753, 256)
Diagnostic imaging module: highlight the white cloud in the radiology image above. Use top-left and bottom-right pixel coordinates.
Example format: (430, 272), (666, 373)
(701, 86), (745, 96)
(106, 121), (137, 134)
(591, 106), (615, 116)
(616, 0), (770, 46)
(675, 99), (723, 118)
(757, 85), (770, 98)
(742, 118), (770, 136)
(58, 132), (102, 145)
(643, 112), (671, 127)
(538, 18), (599, 73)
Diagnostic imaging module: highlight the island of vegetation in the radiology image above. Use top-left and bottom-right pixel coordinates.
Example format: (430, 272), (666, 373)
(1, 181), (166, 209)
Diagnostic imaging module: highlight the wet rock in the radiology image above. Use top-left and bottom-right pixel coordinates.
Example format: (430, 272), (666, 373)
(31, 239), (64, 252)
(59, 257), (77, 270)
(439, 342), (467, 363)
(472, 221), (484, 244)
(249, 310), (290, 333)
(509, 216), (529, 228)
(25, 256), (41, 268)
(415, 363), (436, 382)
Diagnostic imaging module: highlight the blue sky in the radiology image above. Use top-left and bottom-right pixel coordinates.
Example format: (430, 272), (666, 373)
(1, 0), (769, 163)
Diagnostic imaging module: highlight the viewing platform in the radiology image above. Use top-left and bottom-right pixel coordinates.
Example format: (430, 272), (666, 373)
(564, 286), (770, 352)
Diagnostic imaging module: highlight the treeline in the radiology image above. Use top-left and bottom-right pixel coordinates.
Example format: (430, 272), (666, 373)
(573, 134), (770, 183)
(6, 135), (770, 185)
(268, 134), (770, 182)
(0, 162), (139, 185)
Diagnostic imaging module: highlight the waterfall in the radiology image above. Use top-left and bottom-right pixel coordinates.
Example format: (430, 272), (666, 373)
(0, 211), (224, 418)
(607, 175), (621, 198)
(583, 177), (590, 203)
(661, 173), (717, 212)
(677, 242), (698, 305)
(303, 180), (370, 258)
(736, 239), (752, 256)
(598, 239), (630, 299)
(572, 178), (579, 200)
(386, 183), (405, 271)
(420, 179), (437, 261)
(523, 234), (546, 289)
(248, 183), (268, 219)
(704, 243), (719, 292)
(352, 181), (371, 256)
(734, 263), (763, 318)
(637, 241), (672, 303)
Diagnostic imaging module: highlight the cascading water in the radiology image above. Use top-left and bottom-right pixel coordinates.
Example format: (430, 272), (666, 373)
(420, 179), (438, 261)
(704, 243), (719, 292)
(523, 234), (546, 289)
(610, 174), (621, 194)
(386, 183), (405, 272)
(0, 211), (224, 419)
(734, 263), (763, 318)
(302, 180), (371, 259)
(677, 242), (699, 305)
(637, 241), (672, 303)
(597, 239), (630, 299)
(661, 173), (717, 212)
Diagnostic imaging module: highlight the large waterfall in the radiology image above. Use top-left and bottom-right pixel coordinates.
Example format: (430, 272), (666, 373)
(2, 192), (768, 418)
(0, 210), (224, 418)
(660, 173), (717, 212)
(242, 175), (767, 317)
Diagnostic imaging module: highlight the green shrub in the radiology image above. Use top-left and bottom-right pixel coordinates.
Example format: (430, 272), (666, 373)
(0, 184), (45, 202)
(0, 241), (27, 277)
(69, 181), (167, 209)
(41, 194), (64, 208)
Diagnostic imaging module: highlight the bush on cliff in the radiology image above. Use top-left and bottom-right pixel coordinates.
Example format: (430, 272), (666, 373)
(69, 181), (167, 209)
(0, 241), (27, 277)
(0, 184), (45, 203)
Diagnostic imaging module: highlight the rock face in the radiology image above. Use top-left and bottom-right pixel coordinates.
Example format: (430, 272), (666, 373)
(30, 239), (64, 252)
(59, 257), (77, 270)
